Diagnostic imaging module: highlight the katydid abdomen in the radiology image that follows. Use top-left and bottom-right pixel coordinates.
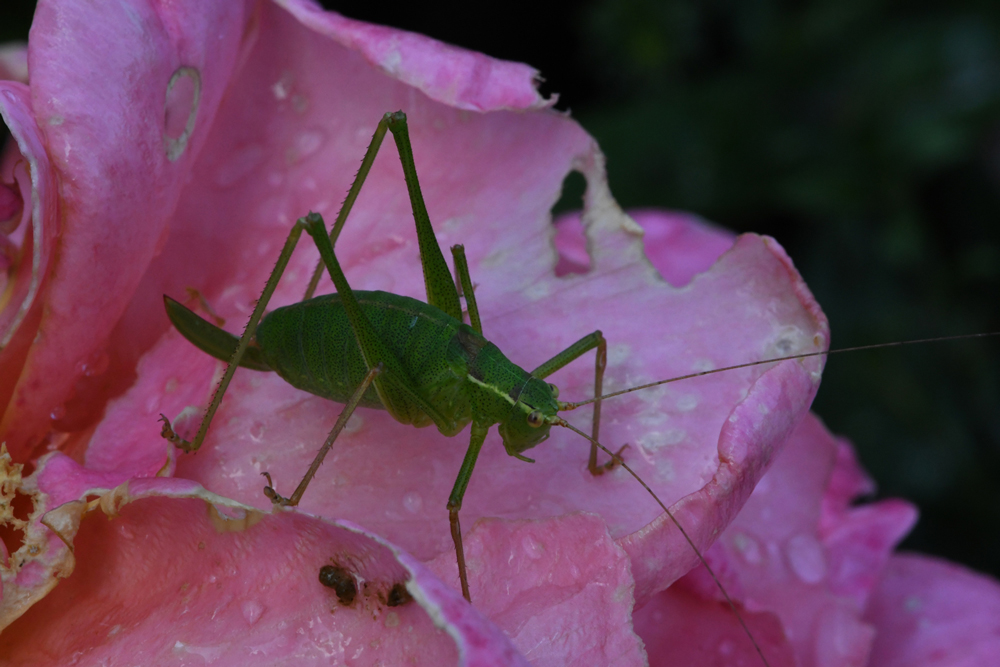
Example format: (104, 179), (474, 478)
(258, 290), (473, 430)
(166, 288), (544, 441)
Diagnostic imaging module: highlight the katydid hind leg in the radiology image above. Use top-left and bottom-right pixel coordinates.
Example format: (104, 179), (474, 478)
(303, 111), (462, 324)
(263, 363), (383, 507)
(450, 244), (482, 335)
(303, 115), (391, 300)
(384, 112), (463, 322)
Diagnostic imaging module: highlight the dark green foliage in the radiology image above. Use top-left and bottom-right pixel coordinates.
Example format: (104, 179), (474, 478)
(572, 0), (1000, 579)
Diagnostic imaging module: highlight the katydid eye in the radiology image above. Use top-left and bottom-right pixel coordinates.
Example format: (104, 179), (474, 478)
(547, 383), (559, 398)
(527, 410), (544, 427)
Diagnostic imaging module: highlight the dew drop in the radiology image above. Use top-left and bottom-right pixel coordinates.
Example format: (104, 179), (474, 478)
(164, 66), (201, 162)
(402, 492), (422, 513)
(344, 413), (364, 434)
(249, 421), (265, 442)
(675, 394), (699, 412)
(271, 71), (293, 100)
(75, 350), (110, 377)
(241, 600), (264, 625)
(731, 531), (763, 565)
(49, 404), (67, 421)
(785, 534), (827, 584)
(214, 143), (265, 188)
(521, 534), (545, 559)
(286, 128), (326, 164)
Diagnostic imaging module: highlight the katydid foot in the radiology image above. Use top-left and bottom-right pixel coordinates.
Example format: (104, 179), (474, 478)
(588, 443), (629, 476)
(158, 414), (197, 452)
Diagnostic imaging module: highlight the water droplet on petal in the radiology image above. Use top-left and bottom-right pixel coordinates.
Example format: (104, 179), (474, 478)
(214, 143), (265, 188)
(675, 394), (699, 412)
(731, 531), (763, 565)
(344, 414), (364, 434)
(76, 350), (110, 377)
(402, 492), (422, 513)
(164, 67), (201, 162)
(242, 600), (264, 626)
(49, 404), (67, 421)
(271, 71), (294, 100)
(286, 128), (326, 165)
(785, 534), (827, 584)
(249, 421), (265, 441)
(521, 534), (545, 559)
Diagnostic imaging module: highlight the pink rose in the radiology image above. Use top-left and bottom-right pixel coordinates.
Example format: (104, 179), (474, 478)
(1, 2), (997, 665)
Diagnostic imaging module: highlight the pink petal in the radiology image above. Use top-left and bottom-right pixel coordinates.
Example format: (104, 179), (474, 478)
(2, 457), (530, 666)
(676, 412), (918, 667)
(0, 81), (58, 451)
(864, 553), (1000, 667)
(427, 515), (646, 666)
(7, 2), (835, 662)
(634, 582), (796, 667)
(2, 0), (249, 458)
(276, 0), (552, 112)
(554, 208), (736, 286)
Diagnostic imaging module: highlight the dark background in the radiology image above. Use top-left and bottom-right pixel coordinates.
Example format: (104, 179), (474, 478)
(4, 1), (999, 580)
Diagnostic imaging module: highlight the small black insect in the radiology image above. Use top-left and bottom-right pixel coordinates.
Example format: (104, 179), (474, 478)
(386, 581), (413, 607)
(319, 564), (357, 605)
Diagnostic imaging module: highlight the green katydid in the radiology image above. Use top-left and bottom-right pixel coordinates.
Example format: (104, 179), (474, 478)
(157, 110), (996, 667)
(159, 110), (627, 603)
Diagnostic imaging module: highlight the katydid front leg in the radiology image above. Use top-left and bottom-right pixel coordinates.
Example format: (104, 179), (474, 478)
(530, 331), (623, 474)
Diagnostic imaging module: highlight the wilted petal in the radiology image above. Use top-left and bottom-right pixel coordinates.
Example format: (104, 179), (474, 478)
(2, 459), (530, 665)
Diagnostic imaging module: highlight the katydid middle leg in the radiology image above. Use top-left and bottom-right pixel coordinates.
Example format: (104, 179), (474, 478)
(262, 363), (383, 506)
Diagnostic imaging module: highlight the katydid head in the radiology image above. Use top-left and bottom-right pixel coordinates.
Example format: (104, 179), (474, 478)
(497, 377), (560, 458)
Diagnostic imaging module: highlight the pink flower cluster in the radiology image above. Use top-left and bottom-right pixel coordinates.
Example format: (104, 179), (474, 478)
(1, 1), (998, 665)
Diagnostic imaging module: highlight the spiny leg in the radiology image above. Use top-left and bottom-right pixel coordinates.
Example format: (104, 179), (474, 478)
(303, 115), (390, 300)
(160, 219), (311, 453)
(303, 111), (462, 324)
(450, 244), (482, 335)
(446, 421), (490, 602)
(530, 331), (620, 474)
(263, 363), (383, 506)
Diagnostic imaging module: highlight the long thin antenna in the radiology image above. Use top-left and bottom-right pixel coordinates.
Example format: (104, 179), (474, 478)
(562, 332), (1000, 410)
(554, 417), (772, 667)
